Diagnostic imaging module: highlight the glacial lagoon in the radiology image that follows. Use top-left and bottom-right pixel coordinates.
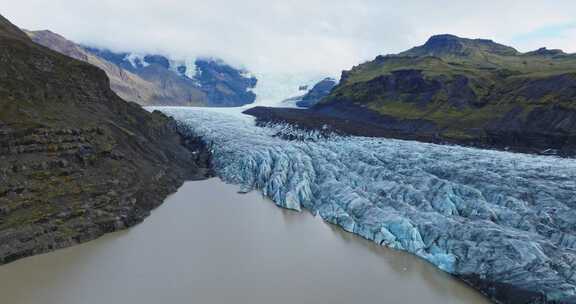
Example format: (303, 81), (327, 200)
(0, 179), (488, 304)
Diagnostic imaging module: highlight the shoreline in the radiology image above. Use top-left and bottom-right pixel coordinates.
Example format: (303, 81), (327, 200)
(0, 131), (212, 266)
(0, 178), (490, 304)
(243, 105), (575, 158)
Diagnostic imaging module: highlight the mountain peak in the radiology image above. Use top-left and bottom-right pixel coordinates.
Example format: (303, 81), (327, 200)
(401, 34), (519, 58)
(425, 34), (462, 43)
(525, 47), (566, 57)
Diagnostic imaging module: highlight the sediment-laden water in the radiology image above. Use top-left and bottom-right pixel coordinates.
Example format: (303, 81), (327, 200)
(0, 179), (488, 304)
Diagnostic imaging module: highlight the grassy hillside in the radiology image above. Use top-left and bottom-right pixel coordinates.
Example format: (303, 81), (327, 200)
(322, 34), (576, 143)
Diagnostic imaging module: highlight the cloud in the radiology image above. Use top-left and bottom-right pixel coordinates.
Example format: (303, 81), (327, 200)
(4, 0), (576, 102)
(511, 22), (576, 52)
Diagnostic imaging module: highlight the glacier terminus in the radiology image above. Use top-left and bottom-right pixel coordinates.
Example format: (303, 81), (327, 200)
(154, 106), (576, 304)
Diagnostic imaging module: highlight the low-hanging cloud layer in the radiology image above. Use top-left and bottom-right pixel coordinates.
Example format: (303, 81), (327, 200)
(4, 0), (576, 83)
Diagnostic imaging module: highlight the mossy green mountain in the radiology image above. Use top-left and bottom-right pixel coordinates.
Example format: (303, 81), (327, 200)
(317, 34), (576, 152)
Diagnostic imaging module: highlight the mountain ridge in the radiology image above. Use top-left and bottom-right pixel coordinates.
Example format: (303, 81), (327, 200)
(24, 29), (257, 107)
(247, 34), (576, 156)
(400, 34), (520, 58)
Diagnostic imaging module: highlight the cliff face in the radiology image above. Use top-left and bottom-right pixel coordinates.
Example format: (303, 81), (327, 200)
(317, 34), (576, 154)
(25, 30), (257, 107)
(0, 15), (210, 264)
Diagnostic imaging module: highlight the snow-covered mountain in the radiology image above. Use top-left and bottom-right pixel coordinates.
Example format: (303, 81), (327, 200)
(25, 30), (257, 107)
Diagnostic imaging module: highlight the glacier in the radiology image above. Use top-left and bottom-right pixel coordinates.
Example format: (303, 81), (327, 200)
(155, 106), (576, 303)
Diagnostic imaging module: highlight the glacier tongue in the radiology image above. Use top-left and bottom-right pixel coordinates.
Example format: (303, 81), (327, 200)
(155, 107), (576, 303)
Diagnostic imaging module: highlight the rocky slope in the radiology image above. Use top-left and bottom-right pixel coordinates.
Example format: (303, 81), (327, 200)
(193, 58), (258, 107)
(84, 47), (257, 107)
(24, 30), (168, 106)
(295, 77), (337, 108)
(0, 15), (210, 264)
(25, 30), (257, 107)
(250, 34), (576, 155)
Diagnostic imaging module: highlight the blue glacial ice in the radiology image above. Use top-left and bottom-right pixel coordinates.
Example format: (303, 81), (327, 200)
(155, 107), (576, 302)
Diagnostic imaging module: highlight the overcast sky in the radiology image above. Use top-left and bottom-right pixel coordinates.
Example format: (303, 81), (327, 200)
(4, 0), (576, 89)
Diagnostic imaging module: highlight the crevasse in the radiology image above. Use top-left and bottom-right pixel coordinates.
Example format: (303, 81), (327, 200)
(155, 107), (576, 301)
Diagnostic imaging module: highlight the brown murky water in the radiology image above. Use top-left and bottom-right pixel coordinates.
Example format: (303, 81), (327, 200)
(0, 178), (489, 304)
